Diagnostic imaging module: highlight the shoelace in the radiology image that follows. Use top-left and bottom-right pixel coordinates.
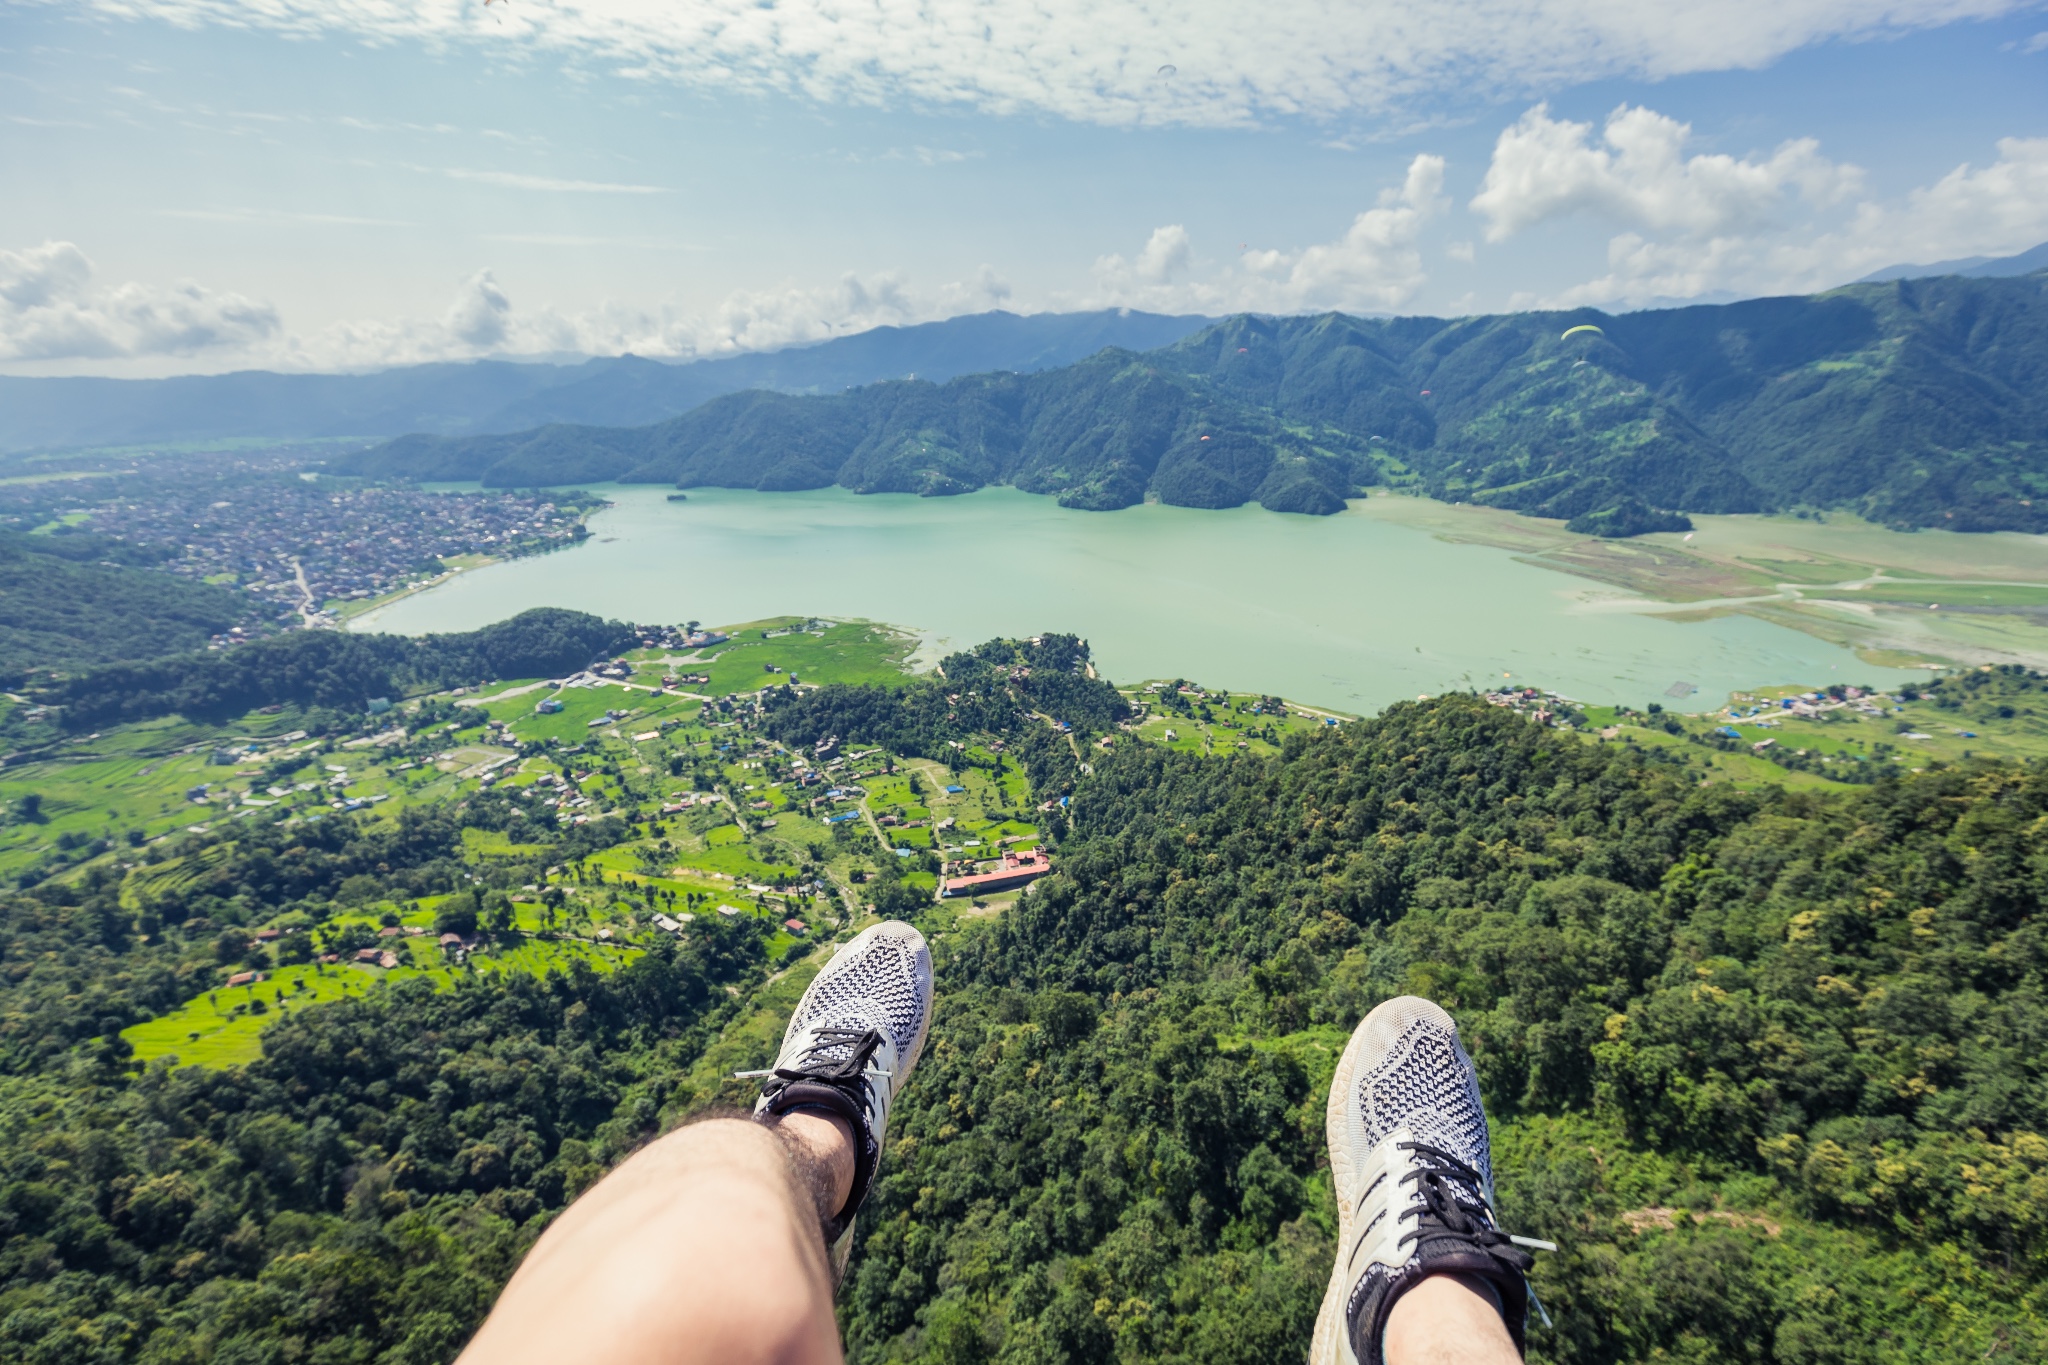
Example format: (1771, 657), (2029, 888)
(736, 1025), (894, 1091)
(1397, 1141), (1557, 1327)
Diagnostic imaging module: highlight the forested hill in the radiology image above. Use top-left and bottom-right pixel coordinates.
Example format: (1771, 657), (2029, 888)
(28, 607), (631, 729)
(343, 271), (2048, 534)
(0, 531), (263, 679)
(3, 648), (2044, 1364)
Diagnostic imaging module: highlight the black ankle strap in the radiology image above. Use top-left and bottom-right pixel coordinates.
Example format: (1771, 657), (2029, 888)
(755, 1029), (887, 1240)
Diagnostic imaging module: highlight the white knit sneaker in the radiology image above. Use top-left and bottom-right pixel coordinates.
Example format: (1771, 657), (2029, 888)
(747, 920), (933, 1282)
(1309, 997), (1551, 1365)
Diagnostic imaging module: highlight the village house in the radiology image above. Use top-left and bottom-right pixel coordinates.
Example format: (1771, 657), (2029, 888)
(939, 849), (1053, 899)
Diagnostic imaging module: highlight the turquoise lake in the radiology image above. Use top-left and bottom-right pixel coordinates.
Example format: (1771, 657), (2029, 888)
(354, 486), (1929, 713)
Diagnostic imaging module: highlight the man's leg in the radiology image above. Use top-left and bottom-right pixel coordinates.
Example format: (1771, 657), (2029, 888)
(1310, 997), (1548, 1365)
(459, 919), (935, 1365)
(459, 1111), (854, 1365)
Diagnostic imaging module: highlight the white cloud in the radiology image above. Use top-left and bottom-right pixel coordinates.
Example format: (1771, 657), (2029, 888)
(62, 0), (2034, 129)
(0, 241), (279, 361)
(1091, 154), (1446, 313)
(1469, 105), (2048, 309)
(1535, 138), (2048, 309)
(1842, 135), (2048, 265)
(1092, 225), (1194, 299)
(1247, 154), (1447, 310)
(1470, 104), (1859, 242)
(444, 270), (512, 349)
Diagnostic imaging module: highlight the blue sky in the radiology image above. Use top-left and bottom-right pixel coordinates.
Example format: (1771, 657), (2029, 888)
(3, 0), (2046, 375)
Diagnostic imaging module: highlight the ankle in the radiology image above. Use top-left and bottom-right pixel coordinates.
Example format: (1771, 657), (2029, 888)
(1379, 1272), (1519, 1365)
(768, 1106), (857, 1225)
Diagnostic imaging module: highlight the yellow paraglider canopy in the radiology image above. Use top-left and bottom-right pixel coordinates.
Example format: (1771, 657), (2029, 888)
(1560, 324), (1605, 341)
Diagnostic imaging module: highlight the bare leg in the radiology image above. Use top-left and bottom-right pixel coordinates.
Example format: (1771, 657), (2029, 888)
(1382, 1273), (1522, 1365)
(459, 1111), (854, 1365)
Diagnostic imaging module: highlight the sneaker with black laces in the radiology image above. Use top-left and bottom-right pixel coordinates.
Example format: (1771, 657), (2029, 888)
(1309, 996), (1553, 1365)
(744, 919), (933, 1283)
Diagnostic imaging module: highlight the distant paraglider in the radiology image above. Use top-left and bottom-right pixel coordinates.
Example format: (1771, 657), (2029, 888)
(1560, 324), (1605, 342)
(1157, 64), (1178, 77)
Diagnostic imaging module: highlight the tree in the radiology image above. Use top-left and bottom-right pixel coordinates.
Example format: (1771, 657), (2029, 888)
(434, 892), (480, 937)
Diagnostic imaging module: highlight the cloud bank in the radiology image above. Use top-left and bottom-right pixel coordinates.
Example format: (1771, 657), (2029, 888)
(0, 241), (279, 361)
(67, 0), (2035, 128)
(0, 246), (1016, 371)
(1091, 154), (1446, 314)
(1467, 108), (2048, 307)
(1470, 104), (1858, 242)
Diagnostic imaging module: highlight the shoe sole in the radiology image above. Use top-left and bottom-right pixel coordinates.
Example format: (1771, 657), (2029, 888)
(1310, 996), (1461, 1365)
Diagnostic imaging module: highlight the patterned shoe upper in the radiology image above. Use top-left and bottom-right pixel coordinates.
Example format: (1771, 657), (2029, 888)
(776, 918), (933, 1086)
(1347, 996), (1493, 1202)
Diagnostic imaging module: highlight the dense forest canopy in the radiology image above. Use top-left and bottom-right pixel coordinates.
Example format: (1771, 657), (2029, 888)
(0, 638), (2042, 1363)
(31, 607), (633, 730)
(0, 530), (264, 681)
(341, 272), (2048, 535)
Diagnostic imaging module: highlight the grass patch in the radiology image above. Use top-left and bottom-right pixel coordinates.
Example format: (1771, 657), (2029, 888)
(123, 936), (640, 1069)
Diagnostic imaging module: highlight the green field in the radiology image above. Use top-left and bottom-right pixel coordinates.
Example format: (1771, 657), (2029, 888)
(633, 618), (916, 696)
(121, 936), (639, 1068)
(1822, 581), (2048, 609)
(1575, 667), (2048, 789)
(123, 960), (448, 1067)
(479, 682), (699, 746)
(1126, 685), (1344, 756)
(0, 706), (426, 880)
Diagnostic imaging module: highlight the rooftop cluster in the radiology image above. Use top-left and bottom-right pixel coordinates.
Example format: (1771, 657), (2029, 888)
(2, 455), (594, 630)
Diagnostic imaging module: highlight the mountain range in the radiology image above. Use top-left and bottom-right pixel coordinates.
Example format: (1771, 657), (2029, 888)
(343, 270), (2048, 536)
(1857, 240), (2048, 283)
(0, 310), (1213, 455)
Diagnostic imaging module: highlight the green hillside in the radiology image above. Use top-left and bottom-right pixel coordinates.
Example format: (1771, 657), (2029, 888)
(349, 350), (1372, 516)
(344, 272), (2048, 534)
(0, 531), (264, 681)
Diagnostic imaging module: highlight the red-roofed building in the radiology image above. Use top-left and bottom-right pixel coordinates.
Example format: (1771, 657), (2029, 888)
(784, 919), (807, 935)
(939, 849), (1051, 899)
